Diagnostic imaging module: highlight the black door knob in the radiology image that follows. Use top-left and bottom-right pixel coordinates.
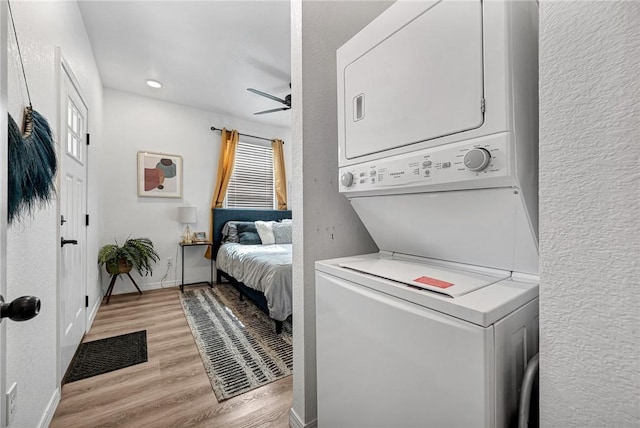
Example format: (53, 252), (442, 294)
(61, 237), (78, 247)
(0, 296), (41, 322)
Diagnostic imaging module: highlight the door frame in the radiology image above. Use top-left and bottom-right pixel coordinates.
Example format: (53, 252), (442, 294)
(56, 48), (90, 385)
(0, 1), (9, 426)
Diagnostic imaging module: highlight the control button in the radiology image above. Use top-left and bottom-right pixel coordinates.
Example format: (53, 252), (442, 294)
(425, 170), (430, 176)
(370, 170), (376, 176)
(359, 179), (365, 184)
(464, 148), (492, 171)
(371, 178), (376, 184)
(341, 172), (354, 187)
(442, 162), (451, 168)
(359, 172), (366, 177)
(422, 160), (432, 167)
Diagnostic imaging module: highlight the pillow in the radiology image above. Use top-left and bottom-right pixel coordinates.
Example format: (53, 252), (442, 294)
(272, 222), (292, 244)
(280, 218), (292, 224)
(255, 221), (276, 245)
(221, 221), (240, 243)
(236, 222), (262, 245)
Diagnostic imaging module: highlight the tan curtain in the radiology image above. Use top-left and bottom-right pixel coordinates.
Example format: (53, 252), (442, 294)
(272, 139), (287, 210)
(205, 128), (239, 259)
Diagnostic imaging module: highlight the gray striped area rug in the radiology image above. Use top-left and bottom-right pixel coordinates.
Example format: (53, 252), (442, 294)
(179, 285), (292, 401)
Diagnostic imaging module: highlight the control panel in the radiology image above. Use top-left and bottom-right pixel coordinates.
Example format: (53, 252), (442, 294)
(339, 135), (511, 194)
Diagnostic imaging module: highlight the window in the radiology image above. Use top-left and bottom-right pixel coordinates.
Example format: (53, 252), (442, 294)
(225, 142), (274, 209)
(67, 97), (84, 163)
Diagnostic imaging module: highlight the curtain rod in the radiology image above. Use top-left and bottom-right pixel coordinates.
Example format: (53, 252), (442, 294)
(210, 126), (284, 145)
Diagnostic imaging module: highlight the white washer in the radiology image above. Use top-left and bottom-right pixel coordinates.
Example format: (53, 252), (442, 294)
(316, 254), (538, 428)
(316, 1), (540, 427)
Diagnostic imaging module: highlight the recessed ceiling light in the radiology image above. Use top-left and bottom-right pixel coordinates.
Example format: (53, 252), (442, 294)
(146, 79), (162, 89)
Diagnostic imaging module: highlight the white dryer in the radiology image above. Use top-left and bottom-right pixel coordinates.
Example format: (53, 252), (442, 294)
(316, 0), (540, 427)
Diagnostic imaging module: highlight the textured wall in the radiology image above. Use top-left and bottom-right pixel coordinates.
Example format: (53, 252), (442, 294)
(101, 89), (291, 292)
(290, 1), (392, 425)
(539, 2), (640, 426)
(5, 1), (104, 426)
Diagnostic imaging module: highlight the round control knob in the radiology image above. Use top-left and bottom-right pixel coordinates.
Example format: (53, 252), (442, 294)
(464, 148), (492, 171)
(341, 172), (354, 187)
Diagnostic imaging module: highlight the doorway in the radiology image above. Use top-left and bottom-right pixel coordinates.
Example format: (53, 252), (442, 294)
(58, 53), (89, 380)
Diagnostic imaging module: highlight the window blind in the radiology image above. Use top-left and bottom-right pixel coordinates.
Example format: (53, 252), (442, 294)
(225, 142), (275, 209)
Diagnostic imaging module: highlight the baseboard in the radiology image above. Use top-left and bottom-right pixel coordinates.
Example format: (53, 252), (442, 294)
(86, 294), (101, 331)
(138, 279), (181, 291)
(107, 279), (180, 295)
(105, 275), (214, 296)
(37, 387), (60, 428)
(289, 408), (317, 428)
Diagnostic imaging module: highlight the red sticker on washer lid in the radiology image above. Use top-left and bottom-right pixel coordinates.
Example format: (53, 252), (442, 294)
(413, 276), (454, 289)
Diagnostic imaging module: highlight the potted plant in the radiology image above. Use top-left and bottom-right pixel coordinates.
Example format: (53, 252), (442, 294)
(98, 237), (160, 276)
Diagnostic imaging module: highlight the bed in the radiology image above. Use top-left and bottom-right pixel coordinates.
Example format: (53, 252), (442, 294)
(212, 208), (293, 334)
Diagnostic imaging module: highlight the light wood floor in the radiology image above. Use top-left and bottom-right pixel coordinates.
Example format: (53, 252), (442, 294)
(51, 285), (293, 428)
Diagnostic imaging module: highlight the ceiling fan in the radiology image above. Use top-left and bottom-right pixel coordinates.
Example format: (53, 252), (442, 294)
(247, 84), (291, 115)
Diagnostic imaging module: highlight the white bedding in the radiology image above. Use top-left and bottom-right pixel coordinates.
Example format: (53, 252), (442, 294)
(216, 243), (292, 321)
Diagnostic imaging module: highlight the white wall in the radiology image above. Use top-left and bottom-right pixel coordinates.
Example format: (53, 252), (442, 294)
(5, 1), (104, 426)
(101, 89), (291, 293)
(539, 2), (640, 427)
(290, 1), (393, 426)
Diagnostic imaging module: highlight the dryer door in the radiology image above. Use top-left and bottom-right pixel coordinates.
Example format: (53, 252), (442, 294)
(343, 0), (484, 159)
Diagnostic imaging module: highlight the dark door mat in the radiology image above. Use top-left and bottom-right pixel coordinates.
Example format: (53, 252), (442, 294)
(63, 330), (148, 384)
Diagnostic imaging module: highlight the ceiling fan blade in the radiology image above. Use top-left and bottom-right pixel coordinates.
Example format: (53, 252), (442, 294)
(247, 88), (288, 105)
(254, 107), (291, 115)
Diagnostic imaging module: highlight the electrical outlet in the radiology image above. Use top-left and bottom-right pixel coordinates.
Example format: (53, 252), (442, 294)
(166, 257), (174, 267)
(6, 382), (17, 425)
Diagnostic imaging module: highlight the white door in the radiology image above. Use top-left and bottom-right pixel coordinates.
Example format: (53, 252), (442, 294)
(59, 57), (88, 379)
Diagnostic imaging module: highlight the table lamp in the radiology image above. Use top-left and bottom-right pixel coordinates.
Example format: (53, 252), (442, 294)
(178, 206), (197, 244)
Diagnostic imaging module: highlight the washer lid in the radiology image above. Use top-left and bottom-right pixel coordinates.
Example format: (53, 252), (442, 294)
(339, 258), (506, 298)
(317, 253), (539, 327)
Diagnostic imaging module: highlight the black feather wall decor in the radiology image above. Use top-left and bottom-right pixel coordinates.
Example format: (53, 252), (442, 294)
(7, 1), (57, 224)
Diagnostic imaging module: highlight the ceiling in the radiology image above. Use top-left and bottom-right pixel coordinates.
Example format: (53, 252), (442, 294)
(78, 1), (291, 129)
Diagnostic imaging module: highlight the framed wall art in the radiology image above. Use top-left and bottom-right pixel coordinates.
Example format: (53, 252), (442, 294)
(137, 151), (183, 198)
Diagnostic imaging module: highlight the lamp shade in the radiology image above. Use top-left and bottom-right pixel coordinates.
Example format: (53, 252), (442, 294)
(177, 206), (197, 224)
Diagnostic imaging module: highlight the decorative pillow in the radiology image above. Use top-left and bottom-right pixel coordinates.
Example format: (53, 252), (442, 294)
(236, 222), (262, 245)
(280, 218), (292, 224)
(221, 221), (240, 243)
(272, 222), (292, 244)
(255, 221), (276, 245)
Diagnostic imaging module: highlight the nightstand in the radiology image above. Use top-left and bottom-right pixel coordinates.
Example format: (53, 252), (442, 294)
(179, 241), (214, 292)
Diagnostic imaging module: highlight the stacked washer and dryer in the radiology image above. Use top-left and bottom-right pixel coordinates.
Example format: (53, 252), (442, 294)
(315, 1), (539, 427)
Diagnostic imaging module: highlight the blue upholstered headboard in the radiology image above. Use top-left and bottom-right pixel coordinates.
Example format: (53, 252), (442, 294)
(212, 208), (293, 257)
